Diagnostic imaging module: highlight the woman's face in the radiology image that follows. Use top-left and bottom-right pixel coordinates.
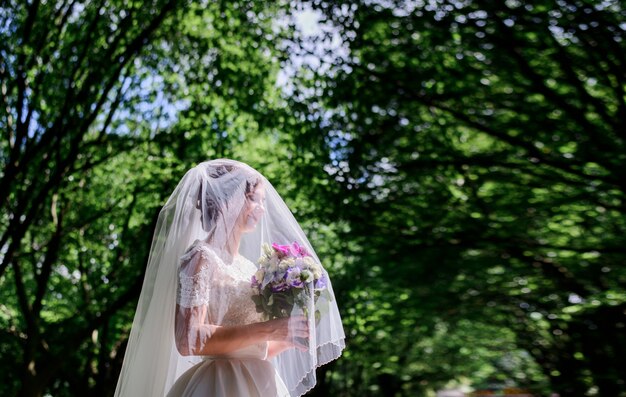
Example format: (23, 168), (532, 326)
(239, 183), (266, 233)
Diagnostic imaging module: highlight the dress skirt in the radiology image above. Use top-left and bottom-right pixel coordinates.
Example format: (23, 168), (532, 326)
(166, 345), (289, 397)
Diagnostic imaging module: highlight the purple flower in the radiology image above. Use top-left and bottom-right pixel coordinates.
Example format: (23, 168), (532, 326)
(286, 266), (304, 288)
(290, 279), (303, 288)
(271, 282), (290, 292)
(315, 274), (327, 290)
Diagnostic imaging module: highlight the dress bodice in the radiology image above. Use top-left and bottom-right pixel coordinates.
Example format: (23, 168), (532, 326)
(176, 240), (264, 327)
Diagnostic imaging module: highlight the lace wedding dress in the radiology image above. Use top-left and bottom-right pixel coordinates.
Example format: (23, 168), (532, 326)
(166, 240), (289, 397)
(114, 160), (344, 397)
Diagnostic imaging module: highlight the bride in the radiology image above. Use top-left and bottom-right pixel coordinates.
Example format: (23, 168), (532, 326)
(114, 159), (345, 397)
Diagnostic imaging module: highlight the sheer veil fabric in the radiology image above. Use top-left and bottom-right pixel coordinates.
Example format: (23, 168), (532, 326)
(114, 159), (345, 396)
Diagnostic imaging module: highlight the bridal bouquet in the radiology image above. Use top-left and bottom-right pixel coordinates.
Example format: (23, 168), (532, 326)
(251, 241), (328, 320)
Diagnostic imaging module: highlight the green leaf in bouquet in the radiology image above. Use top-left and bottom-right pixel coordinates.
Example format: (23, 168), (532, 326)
(251, 294), (265, 314)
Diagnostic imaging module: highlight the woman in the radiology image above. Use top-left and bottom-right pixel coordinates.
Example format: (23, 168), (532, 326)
(114, 159), (345, 397)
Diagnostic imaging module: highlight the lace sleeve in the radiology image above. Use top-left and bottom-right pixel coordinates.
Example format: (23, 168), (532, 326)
(176, 245), (219, 308)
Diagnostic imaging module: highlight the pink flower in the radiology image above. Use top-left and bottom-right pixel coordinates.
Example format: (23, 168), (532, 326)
(290, 241), (309, 257)
(271, 241), (310, 258)
(272, 243), (291, 257)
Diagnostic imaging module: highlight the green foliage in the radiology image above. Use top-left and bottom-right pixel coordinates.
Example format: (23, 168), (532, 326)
(0, 1), (296, 396)
(292, 0), (626, 395)
(2, 0), (625, 396)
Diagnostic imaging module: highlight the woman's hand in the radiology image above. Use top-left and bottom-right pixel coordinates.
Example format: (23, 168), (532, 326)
(267, 341), (297, 358)
(263, 316), (309, 351)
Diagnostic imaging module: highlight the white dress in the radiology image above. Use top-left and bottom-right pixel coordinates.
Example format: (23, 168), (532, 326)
(166, 240), (290, 397)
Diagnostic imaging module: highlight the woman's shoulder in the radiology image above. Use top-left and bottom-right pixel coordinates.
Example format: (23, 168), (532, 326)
(190, 239), (221, 259)
(179, 240), (223, 275)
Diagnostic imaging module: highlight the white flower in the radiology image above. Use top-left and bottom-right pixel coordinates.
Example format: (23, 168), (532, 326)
(254, 269), (265, 282)
(280, 258), (295, 271)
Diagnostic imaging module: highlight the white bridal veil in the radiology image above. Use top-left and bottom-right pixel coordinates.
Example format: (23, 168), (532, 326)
(114, 159), (345, 396)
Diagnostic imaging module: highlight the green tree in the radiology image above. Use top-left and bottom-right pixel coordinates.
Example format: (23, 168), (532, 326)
(0, 2), (183, 395)
(0, 1), (298, 396)
(294, 0), (626, 395)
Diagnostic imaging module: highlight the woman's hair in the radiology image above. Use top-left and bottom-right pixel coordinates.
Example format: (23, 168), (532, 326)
(195, 163), (261, 234)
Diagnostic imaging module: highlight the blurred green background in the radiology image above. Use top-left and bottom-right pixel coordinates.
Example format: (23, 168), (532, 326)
(1, 1), (625, 396)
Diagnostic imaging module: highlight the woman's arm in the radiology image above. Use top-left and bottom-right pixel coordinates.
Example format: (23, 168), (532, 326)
(175, 248), (308, 356)
(175, 305), (308, 356)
